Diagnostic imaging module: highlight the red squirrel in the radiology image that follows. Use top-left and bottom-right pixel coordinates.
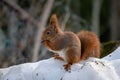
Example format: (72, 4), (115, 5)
(41, 14), (100, 71)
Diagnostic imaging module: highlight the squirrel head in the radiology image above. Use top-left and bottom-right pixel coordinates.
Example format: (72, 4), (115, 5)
(41, 14), (63, 43)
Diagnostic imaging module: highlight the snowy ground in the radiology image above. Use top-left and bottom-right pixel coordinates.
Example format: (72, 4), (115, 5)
(0, 47), (120, 80)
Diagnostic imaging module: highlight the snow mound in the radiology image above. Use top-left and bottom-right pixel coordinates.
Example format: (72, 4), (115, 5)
(33, 58), (120, 80)
(0, 47), (120, 80)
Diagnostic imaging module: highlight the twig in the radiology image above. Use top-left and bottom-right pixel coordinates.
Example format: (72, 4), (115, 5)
(61, 13), (70, 30)
(61, 0), (71, 30)
(1, 0), (37, 25)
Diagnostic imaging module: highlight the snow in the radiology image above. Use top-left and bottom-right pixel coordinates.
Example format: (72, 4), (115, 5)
(62, 58), (119, 80)
(0, 47), (120, 80)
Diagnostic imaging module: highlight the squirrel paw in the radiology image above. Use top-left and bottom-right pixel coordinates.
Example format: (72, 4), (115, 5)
(63, 63), (72, 71)
(53, 54), (64, 61)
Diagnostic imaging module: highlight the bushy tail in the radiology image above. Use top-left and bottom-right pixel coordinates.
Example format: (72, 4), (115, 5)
(76, 30), (101, 60)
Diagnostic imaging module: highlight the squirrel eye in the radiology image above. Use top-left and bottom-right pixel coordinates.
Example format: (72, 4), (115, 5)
(46, 31), (51, 35)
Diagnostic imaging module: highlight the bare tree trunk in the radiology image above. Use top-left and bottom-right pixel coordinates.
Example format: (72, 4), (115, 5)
(110, 0), (118, 40)
(91, 0), (102, 37)
(32, 0), (54, 62)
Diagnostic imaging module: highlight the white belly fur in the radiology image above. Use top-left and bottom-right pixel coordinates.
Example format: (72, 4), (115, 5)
(48, 48), (67, 62)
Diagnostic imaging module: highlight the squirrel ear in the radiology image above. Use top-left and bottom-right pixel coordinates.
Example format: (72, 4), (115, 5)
(50, 14), (59, 26)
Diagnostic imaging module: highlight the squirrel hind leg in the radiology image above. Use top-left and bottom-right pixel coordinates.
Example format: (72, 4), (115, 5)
(63, 63), (72, 71)
(64, 47), (81, 71)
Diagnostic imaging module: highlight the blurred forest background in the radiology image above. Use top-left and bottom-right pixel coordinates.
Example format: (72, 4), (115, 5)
(0, 0), (120, 68)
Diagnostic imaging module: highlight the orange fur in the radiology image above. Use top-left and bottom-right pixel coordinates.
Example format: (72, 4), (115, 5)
(77, 30), (101, 60)
(41, 14), (100, 71)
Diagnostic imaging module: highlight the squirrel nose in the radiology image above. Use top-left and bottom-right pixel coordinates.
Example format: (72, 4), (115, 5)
(41, 37), (46, 43)
(41, 39), (49, 43)
(41, 39), (47, 43)
(41, 40), (45, 43)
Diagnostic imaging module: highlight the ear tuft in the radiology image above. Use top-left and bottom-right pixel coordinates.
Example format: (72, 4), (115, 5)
(50, 14), (58, 25)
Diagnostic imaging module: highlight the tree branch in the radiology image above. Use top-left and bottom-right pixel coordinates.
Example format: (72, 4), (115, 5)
(1, 0), (37, 25)
(61, 0), (71, 30)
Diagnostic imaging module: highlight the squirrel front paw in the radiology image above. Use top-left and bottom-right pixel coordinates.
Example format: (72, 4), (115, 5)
(53, 54), (64, 61)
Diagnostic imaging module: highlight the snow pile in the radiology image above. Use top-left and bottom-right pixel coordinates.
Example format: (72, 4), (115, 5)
(33, 58), (120, 80)
(0, 47), (120, 80)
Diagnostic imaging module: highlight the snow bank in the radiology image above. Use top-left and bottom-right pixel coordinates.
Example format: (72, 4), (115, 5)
(0, 47), (120, 80)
